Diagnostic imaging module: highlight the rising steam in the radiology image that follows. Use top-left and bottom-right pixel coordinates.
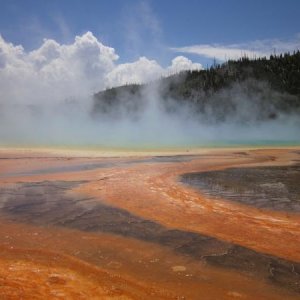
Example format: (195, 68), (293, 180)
(0, 32), (299, 149)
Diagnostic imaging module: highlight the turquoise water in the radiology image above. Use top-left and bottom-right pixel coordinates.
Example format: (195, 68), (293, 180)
(1, 139), (299, 152)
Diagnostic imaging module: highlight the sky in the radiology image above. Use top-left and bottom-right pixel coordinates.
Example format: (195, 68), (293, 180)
(0, 0), (300, 66)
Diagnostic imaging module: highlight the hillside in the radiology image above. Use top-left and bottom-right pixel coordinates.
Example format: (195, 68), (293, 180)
(93, 51), (300, 123)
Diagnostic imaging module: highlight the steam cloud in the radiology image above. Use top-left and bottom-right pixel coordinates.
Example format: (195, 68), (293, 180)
(0, 32), (299, 149)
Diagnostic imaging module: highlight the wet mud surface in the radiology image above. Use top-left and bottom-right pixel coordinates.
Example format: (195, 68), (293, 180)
(1, 148), (300, 299)
(0, 155), (196, 178)
(181, 165), (300, 212)
(0, 180), (299, 294)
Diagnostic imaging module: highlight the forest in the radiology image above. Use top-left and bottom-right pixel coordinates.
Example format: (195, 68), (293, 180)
(93, 51), (300, 123)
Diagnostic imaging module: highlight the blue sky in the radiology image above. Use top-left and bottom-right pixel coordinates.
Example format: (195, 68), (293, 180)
(0, 0), (300, 66)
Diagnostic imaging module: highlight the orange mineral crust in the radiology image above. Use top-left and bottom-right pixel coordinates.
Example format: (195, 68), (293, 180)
(0, 147), (299, 299)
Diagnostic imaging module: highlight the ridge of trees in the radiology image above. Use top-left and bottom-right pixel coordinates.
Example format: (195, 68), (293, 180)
(93, 51), (300, 122)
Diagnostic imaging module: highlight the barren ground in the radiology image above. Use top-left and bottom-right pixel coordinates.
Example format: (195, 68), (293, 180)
(0, 147), (299, 299)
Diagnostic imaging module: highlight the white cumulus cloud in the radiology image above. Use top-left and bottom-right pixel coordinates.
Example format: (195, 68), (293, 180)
(106, 56), (163, 87)
(167, 56), (202, 75)
(0, 31), (201, 107)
